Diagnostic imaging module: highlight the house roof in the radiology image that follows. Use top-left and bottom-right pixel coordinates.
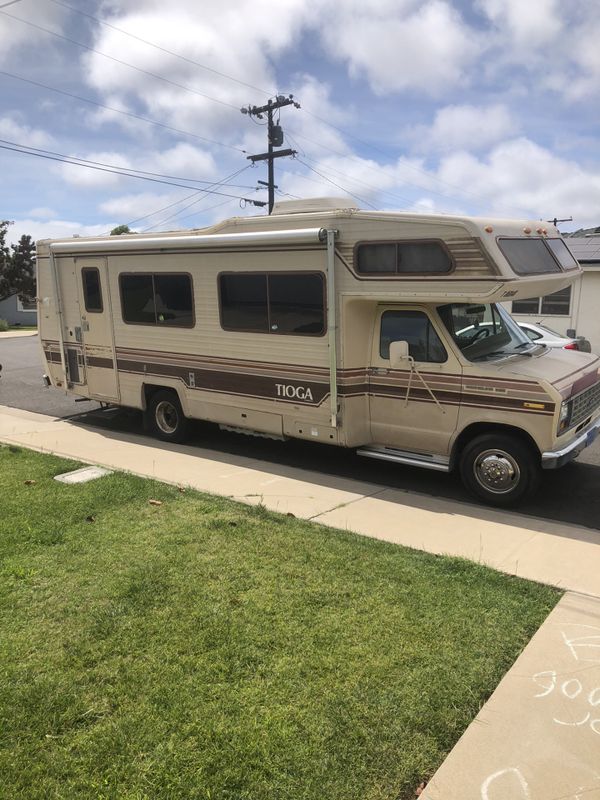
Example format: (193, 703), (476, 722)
(567, 238), (600, 263)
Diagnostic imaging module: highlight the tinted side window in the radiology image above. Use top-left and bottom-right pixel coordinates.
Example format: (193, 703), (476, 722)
(357, 241), (452, 275)
(82, 268), (103, 312)
(498, 238), (561, 275)
(220, 274), (268, 332)
(154, 274), (193, 326)
(380, 311), (447, 362)
(120, 274), (155, 324)
(268, 274), (324, 334)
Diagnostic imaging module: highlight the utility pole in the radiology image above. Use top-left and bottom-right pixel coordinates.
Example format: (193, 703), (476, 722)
(241, 95), (300, 214)
(547, 215), (573, 228)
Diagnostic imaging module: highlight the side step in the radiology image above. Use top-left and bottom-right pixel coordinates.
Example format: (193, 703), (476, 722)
(357, 446), (450, 472)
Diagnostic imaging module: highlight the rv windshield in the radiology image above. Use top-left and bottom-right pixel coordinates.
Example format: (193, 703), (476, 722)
(438, 303), (536, 362)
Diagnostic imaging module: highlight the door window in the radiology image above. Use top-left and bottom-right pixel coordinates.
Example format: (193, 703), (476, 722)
(379, 310), (447, 362)
(82, 268), (103, 313)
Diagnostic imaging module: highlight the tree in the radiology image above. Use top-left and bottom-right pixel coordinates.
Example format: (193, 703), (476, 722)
(10, 235), (36, 301)
(0, 221), (36, 302)
(110, 224), (135, 235)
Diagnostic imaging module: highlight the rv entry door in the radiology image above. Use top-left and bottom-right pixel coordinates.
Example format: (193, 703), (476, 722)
(368, 306), (461, 455)
(75, 258), (119, 401)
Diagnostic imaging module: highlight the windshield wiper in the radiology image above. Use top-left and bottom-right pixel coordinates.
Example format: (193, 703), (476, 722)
(471, 350), (511, 361)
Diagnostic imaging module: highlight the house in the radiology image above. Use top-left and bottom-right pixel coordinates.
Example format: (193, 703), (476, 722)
(0, 292), (37, 327)
(507, 235), (600, 354)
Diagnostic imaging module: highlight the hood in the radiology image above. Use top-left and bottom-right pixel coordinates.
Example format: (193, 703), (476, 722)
(491, 348), (600, 398)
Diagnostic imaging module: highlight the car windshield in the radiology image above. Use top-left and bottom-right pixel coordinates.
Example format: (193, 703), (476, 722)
(438, 303), (536, 362)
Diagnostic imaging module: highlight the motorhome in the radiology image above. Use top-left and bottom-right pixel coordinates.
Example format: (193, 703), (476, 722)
(37, 198), (600, 506)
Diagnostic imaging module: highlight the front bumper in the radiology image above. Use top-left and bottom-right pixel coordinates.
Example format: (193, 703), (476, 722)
(542, 415), (600, 469)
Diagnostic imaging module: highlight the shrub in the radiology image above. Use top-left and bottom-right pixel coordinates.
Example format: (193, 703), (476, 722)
(0, 319), (9, 332)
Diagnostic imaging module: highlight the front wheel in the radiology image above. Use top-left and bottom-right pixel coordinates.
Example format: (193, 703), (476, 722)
(147, 390), (189, 443)
(459, 433), (541, 507)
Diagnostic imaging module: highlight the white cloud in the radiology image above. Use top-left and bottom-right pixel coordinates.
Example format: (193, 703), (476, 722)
(26, 207), (57, 219)
(57, 151), (133, 188)
(0, 3), (67, 64)
(434, 137), (600, 227)
(9, 219), (110, 245)
(0, 115), (54, 148)
(409, 104), (517, 154)
(319, 0), (481, 95)
(476, 0), (562, 47)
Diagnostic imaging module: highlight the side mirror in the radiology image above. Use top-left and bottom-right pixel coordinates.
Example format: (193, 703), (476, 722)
(389, 340), (410, 369)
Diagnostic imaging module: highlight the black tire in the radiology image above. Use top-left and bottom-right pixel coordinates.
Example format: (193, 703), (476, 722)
(459, 433), (541, 507)
(146, 389), (189, 443)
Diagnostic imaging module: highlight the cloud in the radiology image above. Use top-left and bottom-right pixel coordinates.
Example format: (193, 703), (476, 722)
(0, 2), (67, 65)
(57, 151), (133, 188)
(434, 137), (600, 226)
(0, 115), (54, 148)
(80, 0), (310, 141)
(8, 219), (110, 245)
(319, 0), (481, 95)
(476, 0), (562, 48)
(408, 104), (517, 154)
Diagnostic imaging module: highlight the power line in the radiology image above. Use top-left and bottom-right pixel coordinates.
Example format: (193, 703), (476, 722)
(0, 0), (23, 8)
(294, 157), (378, 210)
(0, 138), (253, 187)
(1, 8), (242, 111)
(0, 70), (246, 154)
(47, 0), (276, 99)
(0, 140), (266, 204)
(134, 165), (254, 230)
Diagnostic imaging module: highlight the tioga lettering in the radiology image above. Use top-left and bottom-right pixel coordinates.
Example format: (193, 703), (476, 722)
(275, 383), (314, 402)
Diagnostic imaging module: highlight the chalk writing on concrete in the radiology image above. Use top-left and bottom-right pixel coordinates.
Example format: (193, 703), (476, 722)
(560, 624), (600, 663)
(532, 669), (600, 735)
(480, 767), (530, 799)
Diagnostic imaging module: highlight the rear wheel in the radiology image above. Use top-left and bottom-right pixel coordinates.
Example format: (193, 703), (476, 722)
(459, 433), (541, 507)
(147, 389), (189, 443)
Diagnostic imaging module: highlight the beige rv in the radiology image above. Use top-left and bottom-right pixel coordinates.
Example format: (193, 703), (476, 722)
(37, 198), (600, 506)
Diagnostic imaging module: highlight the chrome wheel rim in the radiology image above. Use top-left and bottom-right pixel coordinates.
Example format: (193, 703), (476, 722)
(473, 449), (521, 495)
(155, 400), (179, 435)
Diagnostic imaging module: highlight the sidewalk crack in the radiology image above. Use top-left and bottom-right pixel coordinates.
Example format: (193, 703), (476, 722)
(307, 487), (387, 521)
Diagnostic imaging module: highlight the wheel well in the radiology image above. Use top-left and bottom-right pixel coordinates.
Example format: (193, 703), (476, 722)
(450, 423), (540, 469)
(142, 383), (180, 411)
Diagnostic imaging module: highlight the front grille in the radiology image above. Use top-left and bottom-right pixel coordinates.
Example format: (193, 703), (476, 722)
(571, 381), (600, 428)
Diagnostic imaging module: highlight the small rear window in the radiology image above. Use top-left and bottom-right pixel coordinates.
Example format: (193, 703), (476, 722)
(498, 238), (562, 275)
(356, 241), (452, 275)
(545, 238), (579, 271)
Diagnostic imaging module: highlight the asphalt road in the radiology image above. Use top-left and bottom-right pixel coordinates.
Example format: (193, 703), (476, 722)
(1, 334), (599, 531)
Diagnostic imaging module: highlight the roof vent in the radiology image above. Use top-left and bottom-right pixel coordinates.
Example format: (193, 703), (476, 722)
(271, 197), (359, 215)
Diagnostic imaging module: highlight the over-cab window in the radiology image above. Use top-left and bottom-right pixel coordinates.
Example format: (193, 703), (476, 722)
(82, 268), (103, 313)
(497, 238), (562, 275)
(119, 273), (194, 327)
(219, 273), (325, 336)
(380, 310), (447, 363)
(357, 241), (452, 275)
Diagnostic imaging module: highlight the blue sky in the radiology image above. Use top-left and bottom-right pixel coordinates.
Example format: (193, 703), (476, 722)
(1, 0), (599, 245)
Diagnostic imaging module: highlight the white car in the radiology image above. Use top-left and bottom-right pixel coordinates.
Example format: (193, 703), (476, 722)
(517, 322), (591, 352)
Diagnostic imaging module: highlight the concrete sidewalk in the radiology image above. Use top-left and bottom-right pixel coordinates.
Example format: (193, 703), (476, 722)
(1, 403), (598, 595)
(0, 329), (38, 338)
(1, 403), (600, 799)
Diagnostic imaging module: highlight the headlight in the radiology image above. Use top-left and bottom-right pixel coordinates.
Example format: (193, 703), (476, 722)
(558, 401), (572, 433)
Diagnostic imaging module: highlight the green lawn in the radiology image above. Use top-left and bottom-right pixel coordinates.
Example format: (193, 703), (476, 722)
(0, 446), (559, 800)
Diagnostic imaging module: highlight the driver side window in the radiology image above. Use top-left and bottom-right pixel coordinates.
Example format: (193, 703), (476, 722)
(380, 310), (447, 363)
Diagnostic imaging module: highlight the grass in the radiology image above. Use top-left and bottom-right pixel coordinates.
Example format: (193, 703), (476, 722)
(0, 446), (560, 800)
